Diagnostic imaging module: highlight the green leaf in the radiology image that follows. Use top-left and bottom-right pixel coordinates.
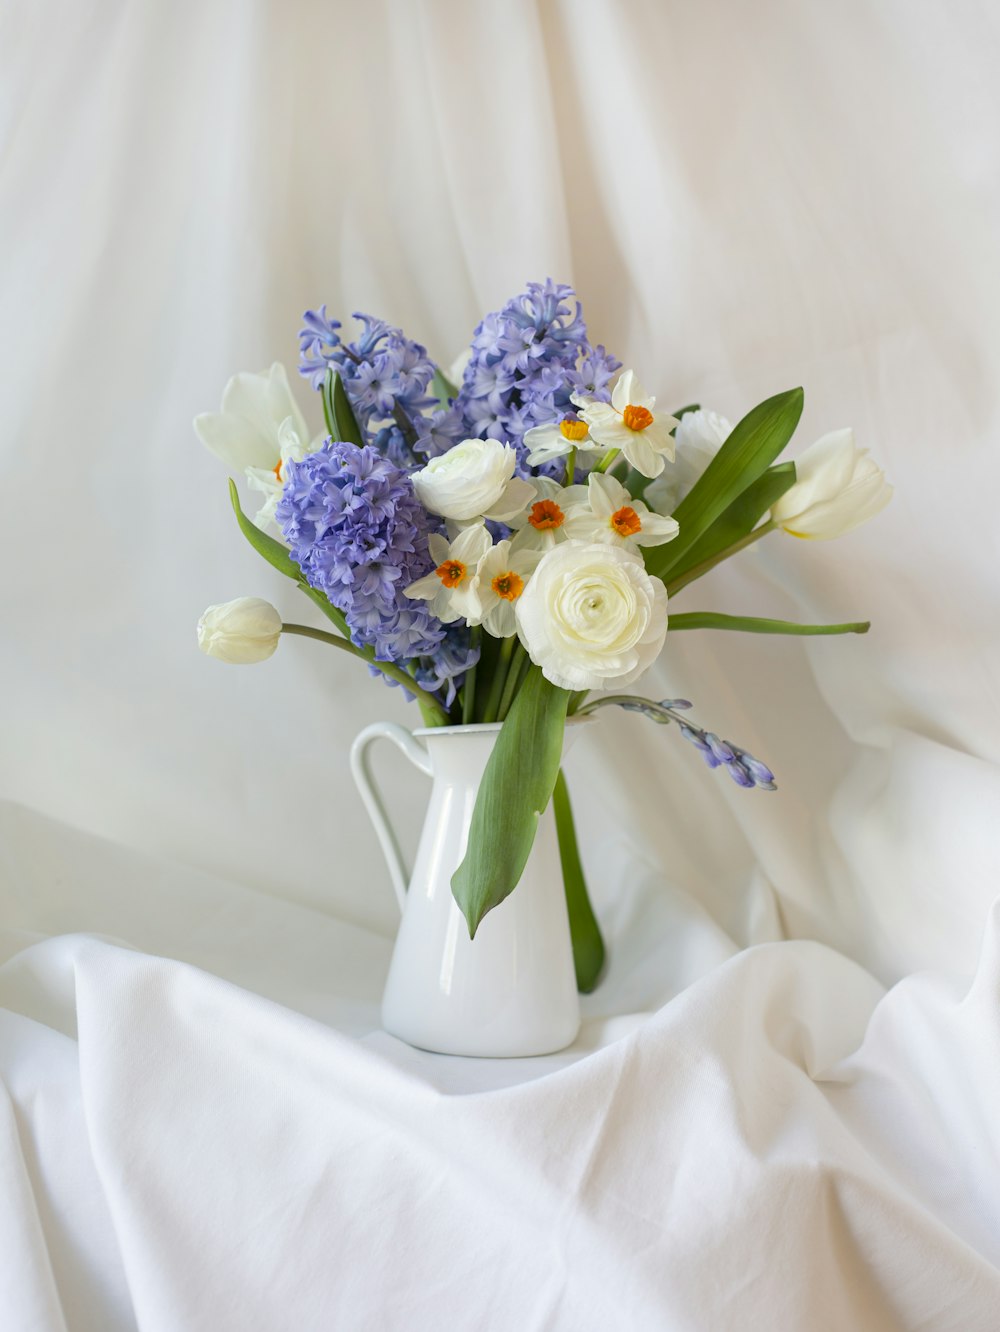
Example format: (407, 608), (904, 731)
(553, 769), (604, 992)
(645, 387), (803, 582)
(668, 611), (870, 636)
(322, 370), (337, 438)
(665, 463), (796, 590)
(229, 479), (302, 581)
(431, 366), (458, 405)
(451, 667), (570, 938)
(323, 369), (364, 446)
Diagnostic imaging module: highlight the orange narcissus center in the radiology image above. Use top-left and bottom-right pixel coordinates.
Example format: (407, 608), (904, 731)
(491, 570), (524, 602)
(528, 499), (565, 530)
(622, 404), (654, 432)
(611, 506), (642, 537)
(272, 459), (284, 482)
(559, 417), (589, 441)
(436, 559), (467, 587)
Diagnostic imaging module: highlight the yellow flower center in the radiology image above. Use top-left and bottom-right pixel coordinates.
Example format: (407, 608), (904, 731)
(559, 417), (589, 441)
(611, 506), (642, 537)
(436, 559), (467, 587)
(491, 570), (524, 602)
(528, 499), (565, 530)
(622, 404), (654, 432)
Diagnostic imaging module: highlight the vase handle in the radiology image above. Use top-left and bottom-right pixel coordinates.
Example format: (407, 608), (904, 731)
(350, 721), (433, 912)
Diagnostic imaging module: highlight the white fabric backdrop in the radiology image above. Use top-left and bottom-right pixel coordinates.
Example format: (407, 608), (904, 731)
(2, 1), (999, 1328)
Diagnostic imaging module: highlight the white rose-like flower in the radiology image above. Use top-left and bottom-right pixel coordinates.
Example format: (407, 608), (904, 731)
(411, 438), (535, 524)
(770, 428), (892, 539)
(197, 597), (283, 664)
(516, 543), (668, 692)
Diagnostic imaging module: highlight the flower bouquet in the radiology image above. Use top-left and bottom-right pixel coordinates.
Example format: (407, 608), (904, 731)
(196, 279), (889, 1047)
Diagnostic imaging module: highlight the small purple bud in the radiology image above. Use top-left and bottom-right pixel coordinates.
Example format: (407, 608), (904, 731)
(660, 698), (692, 710)
(726, 759), (755, 787)
(702, 751), (722, 769)
(742, 755), (775, 786)
(705, 733), (735, 763)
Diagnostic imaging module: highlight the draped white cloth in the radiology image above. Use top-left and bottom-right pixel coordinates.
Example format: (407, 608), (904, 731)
(2, 2), (999, 1328)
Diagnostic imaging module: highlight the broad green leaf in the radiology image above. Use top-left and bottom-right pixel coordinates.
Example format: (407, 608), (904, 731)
(553, 769), (604, 992)
(452, 666), (570, 937)
(431, 366), (458, 404)
(664, 462), (797, 593)
(229, 479), (302, 581)
(645, 387), (803, 582)
(668, 611), (870, 635)
(323, 370), (365, 446)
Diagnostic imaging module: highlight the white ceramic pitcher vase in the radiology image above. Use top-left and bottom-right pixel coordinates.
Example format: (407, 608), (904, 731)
(350, 719), (583, 1057)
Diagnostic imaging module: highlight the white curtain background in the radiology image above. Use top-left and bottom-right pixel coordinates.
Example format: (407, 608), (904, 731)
(2, 2), (999, 1328)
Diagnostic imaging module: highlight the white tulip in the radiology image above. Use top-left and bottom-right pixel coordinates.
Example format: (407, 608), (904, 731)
(194, 363), (320, 532)
(411, 438), (535, 524)
(197, 597), (283, 664)
(645, 410), (732, 516)
(515, 542), (668, 692)
(771, 428), (892, 539)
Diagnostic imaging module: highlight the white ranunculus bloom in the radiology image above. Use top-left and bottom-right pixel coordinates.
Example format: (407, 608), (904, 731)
(770, 428), (892, 539)
(645, 410), (732, 516)
(574, 370), (679, 478)
(194, 363), (321, 531)
(475, 540), (543, 638)
(403, 524), (492, 624)
(197, 597), (283, 665)
(516, 542), (668, 692)
(411, 438), (535, 524)
(564, 472), (679, 550)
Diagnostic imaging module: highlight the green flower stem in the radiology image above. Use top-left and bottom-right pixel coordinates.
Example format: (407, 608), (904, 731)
(665, 520), (776, 597)
(462, 626), (481, 726)
(280, 623), (450, 722)
(594, 448), (621, 474)
(563, 446), (577, 486)
(482, 635), (516, 724)
(497, 643), (530, 721)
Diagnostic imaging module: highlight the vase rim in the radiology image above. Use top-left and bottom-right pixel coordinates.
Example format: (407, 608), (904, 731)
(413, 715), (594, 739)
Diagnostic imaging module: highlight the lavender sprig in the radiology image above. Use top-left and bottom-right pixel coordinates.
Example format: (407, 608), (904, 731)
(575, 695), (777, 791)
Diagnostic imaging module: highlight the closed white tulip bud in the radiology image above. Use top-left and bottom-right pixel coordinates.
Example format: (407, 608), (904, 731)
(197, 597), (283, 664)
(771, 428), (892, 539)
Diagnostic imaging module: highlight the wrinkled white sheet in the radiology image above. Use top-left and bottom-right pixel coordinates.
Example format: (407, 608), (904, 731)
(2, 1), (999, 1328)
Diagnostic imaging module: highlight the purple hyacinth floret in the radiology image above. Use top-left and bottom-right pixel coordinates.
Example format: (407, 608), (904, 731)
(454, 278), (622, 470)
(298, 309), (464, 468)
(277, 441), (473, 696)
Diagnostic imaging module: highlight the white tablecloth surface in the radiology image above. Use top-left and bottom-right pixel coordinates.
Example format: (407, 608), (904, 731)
(2, 2), (999, 1328)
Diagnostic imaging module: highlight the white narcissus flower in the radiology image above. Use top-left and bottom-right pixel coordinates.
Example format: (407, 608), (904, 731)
(645, 410), (732, 516)
(193, 363), (321, 531)
(197, 597), (283, 665)
(770, 428), (892, 539)
(574, 370), (679, 478)
(508, 476), (588, 553)
(564, 472), (679, 550)
(475, 540), (543, 638)
(411, 438), (535, 525)
(516, 542), (668, 692)
(522, 413), (600, 467)
(403, 524), (492, 623)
